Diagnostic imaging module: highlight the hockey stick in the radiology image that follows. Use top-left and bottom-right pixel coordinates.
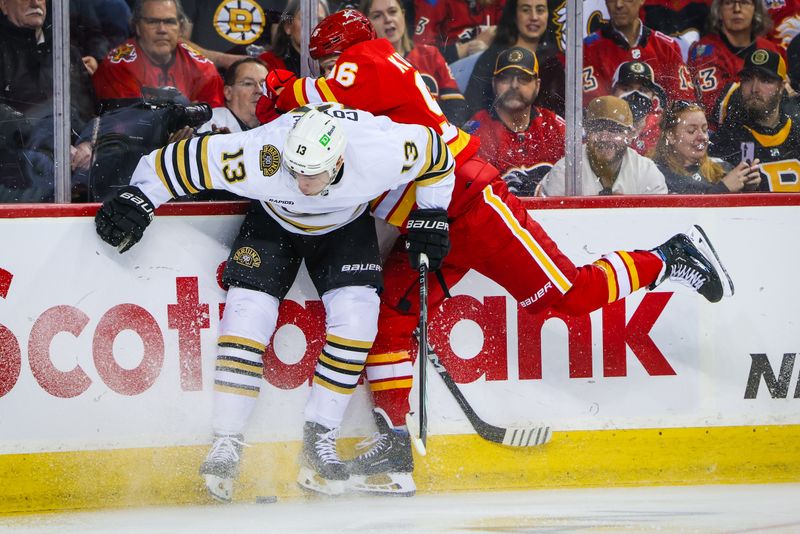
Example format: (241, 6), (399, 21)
(425, 344), (552, 448)
(406, 253), (429, 456)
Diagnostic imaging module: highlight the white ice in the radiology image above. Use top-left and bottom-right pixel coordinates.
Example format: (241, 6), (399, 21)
(2, 484), (799, 533)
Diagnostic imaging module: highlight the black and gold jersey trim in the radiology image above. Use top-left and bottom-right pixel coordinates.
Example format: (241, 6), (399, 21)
(415, 128), (453, 187)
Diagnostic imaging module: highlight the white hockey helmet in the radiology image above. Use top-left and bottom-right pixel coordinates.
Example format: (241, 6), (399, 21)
(283, 107), (347, 183)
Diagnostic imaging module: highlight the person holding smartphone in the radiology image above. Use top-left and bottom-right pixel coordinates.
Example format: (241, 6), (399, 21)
(651, 100), (761, 193)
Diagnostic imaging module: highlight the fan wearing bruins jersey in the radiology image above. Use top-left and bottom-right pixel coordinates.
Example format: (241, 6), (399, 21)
(710, 49), (800, 193)
(94, 103), (455, 502)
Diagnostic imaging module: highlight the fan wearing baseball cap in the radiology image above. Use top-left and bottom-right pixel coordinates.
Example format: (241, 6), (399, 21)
(611, 60), (665, 155)
(710, 48), (800, 191)
(468, 46), (566, 196)
(538, 96), (668, 196)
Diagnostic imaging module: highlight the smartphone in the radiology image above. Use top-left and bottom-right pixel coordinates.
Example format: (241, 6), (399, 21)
(740, 142), (755, 165)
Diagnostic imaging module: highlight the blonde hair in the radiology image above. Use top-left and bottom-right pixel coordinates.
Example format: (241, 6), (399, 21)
(358, 0), (413, 55)
(651, 102), (726, 183)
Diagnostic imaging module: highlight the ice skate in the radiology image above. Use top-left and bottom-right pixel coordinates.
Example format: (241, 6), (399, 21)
(347, 408), (416, 497)
(651, 225), (734, 303)
(297, 422), (348, 496)
(199, 433), (247, 503)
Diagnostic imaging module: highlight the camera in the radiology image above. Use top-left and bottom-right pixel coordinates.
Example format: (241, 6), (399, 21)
(89, 87), (212, 201)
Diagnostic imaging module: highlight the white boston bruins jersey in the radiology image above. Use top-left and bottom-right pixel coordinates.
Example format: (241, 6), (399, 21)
(130, 104), (455, 235)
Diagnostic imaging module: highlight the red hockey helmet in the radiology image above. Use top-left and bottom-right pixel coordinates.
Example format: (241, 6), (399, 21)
(309, 9), (377, 60)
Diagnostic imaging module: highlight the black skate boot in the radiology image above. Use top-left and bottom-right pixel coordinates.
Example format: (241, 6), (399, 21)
(651, 225), (734, 303)
(199, 433), (247, 502)
(297, 421), (348, 496)
(347, 408), (416, 496)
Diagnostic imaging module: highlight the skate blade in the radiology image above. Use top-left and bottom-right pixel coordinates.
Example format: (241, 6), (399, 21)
(296, 466), (346, 496)
(690, 225), (734, 298)
(203, 474), (234, 503)
(348, 473), (416, 497)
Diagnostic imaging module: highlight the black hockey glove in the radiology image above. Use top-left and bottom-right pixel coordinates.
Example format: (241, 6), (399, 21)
(405, 208), (450, 270)
(95, 185), (155, 253)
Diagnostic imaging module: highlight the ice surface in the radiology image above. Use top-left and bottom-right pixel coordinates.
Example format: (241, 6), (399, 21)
(1, 483), (798, 533)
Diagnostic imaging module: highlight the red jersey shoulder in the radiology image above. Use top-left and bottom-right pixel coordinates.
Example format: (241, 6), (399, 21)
(107, 41), (138, 64)
(178, 42), (214, 66)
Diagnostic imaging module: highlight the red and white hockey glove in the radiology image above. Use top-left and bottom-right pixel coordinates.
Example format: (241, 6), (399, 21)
(255, 69), (298, 124)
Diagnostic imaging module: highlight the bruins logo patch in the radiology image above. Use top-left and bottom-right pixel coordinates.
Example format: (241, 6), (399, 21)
(260, 145), (280, 176)
(109, 43), (137, 64)
(213, 0), (266, 45)
(233, 247), (262, 268)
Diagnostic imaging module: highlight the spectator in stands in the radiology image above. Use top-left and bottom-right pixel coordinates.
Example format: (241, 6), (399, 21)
(641, 0), (709, 61)
(360, 0), (469, 125)
(652, 100), (761, 193)
(71, 0), (133, 74)
(0, 0), (96, 202)
(468, 47), (564, 196)
(198, 57), (268, 133)
(582, 0), (696, 106)
(413, 0), (503, 63)
(763, 0), (800, 50)
(538, 96), (667, 196)
(688, 0), (779, 129)
(93, 0), (225, 110)
(181, 0), (272, 70)
(710, 48), (800, 192)
(610, 60), (664, 155)
(260, 0), (330, 77)
(463, 0), (565, 116)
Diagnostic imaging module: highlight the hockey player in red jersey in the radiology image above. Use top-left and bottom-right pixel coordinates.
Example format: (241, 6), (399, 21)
(265, 9), (734, 497)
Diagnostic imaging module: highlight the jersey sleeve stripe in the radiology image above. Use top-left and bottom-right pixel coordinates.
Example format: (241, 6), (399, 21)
(316, 78), (339, 103)
(293, 79), (309, 106)
(177, 139), (200, 194)
(168, 142), (192, 196)
(156, 147), (179, 199)
(415, 129), (453, 186)
(196, 135), (212, 190)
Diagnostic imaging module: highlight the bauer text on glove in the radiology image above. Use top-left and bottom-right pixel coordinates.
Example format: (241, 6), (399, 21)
(406, 208), (450, 270)
(95, 185), (155, 253)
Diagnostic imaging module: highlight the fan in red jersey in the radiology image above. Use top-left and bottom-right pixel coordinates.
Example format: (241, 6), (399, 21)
(258, 9), (733, 498)
(581, 0), (696, 106)
(467, 47), (565, 195)
(413, 0), (505, 62)
(687, 0), (783, 129)
(93, 0), (223, 109)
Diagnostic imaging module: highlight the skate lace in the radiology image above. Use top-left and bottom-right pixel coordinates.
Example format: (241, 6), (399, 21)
(669, 263), (705, 290)
(354, 432), (388, 459)
(207, 435), (248, 463)
(315, 428), (344, 465)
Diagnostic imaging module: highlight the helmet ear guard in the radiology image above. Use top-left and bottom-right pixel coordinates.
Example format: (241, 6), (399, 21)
(283, 107), (347, 187)
(309, 9), (377, 60)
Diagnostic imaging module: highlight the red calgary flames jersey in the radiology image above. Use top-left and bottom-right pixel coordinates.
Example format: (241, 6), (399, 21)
(688, 33), (784, 127)
(275, 38), (478, 226)
(582, 24), (695, 105)
(413, 0), (505, 49)
(471, 107), (565, 196)
(93, 40), (224, 107)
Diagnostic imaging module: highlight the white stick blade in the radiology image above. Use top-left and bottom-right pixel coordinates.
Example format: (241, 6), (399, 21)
(405, 412), (427, 456)
(502, 426), (552, 447)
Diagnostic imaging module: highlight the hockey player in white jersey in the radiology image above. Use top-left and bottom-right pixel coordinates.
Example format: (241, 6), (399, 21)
(95, 103), (455, 501)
